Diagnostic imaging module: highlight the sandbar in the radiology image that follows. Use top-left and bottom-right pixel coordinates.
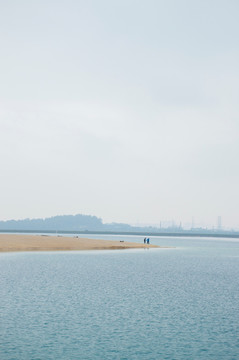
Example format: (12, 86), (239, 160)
(0, 234), (160, 252)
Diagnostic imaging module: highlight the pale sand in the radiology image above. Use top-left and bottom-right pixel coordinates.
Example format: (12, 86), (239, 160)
(0, 234), (160, 252)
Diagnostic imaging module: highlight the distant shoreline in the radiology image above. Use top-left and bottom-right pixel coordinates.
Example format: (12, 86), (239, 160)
(0, 230), (238, 239)
(0, 234), (160, 253)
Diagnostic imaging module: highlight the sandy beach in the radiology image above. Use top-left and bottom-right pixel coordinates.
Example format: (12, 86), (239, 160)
(0, 234), (160, 252)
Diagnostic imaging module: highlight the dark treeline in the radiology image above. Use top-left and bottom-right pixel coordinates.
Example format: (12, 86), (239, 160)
(0, 214), (238, 236)
(0, 214), (175, 232)
(0, 215), (172, 232)
(0, 214), (103, 231)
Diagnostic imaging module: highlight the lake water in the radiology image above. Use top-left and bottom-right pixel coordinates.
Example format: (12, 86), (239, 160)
(1, 235), (239, 359)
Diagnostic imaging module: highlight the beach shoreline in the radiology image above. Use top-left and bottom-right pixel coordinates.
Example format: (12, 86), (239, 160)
(0, 234), (161, 252)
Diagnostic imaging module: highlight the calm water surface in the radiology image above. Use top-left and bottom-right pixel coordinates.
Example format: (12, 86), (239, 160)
(0, 236), (239, 359)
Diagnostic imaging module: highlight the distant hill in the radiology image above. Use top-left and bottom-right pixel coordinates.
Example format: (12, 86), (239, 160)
(0, 214), (169, 232)
(0, 214), (103, 231)
(0, 214), (168, 233)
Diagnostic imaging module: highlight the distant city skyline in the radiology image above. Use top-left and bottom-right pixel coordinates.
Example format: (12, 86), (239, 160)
(132, 216), (235, 231)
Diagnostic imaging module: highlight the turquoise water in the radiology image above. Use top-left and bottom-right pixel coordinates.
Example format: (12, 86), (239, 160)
(1, 236), (239, 359)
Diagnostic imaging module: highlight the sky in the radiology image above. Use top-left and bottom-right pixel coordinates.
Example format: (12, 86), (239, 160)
(0, 0), (238, 229)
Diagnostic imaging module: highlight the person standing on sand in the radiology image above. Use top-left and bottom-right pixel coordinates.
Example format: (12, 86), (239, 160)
(147, 238), (150, 244)
(144, 238), (146, 244)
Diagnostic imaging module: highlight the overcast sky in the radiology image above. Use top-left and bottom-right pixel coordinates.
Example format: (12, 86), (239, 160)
(0, 0), (238, 229)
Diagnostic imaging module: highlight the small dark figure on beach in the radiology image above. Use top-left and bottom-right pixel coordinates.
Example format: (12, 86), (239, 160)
(147, 238), (150, 244)
(144, 238), (146, 244)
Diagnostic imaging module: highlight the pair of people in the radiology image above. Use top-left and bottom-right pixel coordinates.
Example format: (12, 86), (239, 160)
(144, 237), (150, 244)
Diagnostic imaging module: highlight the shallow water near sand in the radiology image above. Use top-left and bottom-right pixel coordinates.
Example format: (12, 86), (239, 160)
(1, 235), (239, 359)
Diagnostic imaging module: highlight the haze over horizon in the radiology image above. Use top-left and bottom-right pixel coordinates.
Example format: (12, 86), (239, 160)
(0, 212), (236, 233)
(0, 1), (238, 229)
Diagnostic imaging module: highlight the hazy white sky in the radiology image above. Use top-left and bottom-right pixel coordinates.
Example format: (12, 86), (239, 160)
(0, 0), (238, 228)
